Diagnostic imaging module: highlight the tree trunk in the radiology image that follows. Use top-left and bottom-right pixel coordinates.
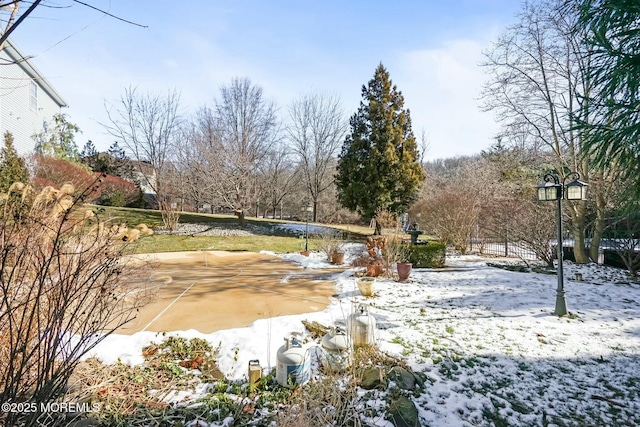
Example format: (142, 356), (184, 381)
(571, 203), (590, 264)
(234, 209), (245, 227)
(590, 191), (607, 263)
(572, 224), (589, 263)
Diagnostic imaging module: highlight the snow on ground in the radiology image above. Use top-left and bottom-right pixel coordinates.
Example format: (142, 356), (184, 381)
(86, 244), (640, 426)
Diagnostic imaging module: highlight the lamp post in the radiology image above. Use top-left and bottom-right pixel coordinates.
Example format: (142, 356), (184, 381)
(536, 172), (588, 316)
(304, 202), (313, 252)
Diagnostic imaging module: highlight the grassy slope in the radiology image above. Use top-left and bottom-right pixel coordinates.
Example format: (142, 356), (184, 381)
(96, 206), (370, 254)
(132, 234), (320, 254)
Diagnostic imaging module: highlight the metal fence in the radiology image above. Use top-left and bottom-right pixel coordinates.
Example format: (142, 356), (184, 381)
(469, 236), (639, 273)
(468, 239), (539, 261)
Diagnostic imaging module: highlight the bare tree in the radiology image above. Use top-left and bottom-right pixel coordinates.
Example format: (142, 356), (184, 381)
(481, 0), (618, 263)
(413, 157), (493, 254)
(508, 199), (556, 266)
(477, 143), (558, 264)
(174, 123), (211, 212)
(260, 142), (300, 219)
(0, 181), (148, 426)
(103, 86), (182, 230)
(417, 128), (430, 166)
(193, 78), (278, 226)
(287, 92), (346, 221)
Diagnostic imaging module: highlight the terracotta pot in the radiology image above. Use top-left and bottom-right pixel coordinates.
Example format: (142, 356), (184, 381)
(331, 252), (345, 265)
(300, 250), (310, 257)
(365, 263), (383, 277)
(396, 262), (412, 281)
(357, 277), (375, 297)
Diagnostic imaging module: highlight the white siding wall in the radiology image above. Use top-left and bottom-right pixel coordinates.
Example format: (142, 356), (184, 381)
(0, 47), (64, 156)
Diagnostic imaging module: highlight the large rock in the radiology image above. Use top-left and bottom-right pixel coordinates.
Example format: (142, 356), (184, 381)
(388, 366), (416, 391)
(359, 367), (386, 390)
(388, 395), (420, 427)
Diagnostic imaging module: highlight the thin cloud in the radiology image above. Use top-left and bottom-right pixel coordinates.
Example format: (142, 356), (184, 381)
(394, 39), (499, 159)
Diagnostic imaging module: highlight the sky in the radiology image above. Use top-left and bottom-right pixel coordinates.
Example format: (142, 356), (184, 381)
(11, 0), (524, 160)
(85, 246), (640, 425)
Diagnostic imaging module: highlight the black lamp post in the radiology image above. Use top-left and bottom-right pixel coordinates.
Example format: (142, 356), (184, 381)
(304, 202), (313, 251)
(536, 172), (589, 316)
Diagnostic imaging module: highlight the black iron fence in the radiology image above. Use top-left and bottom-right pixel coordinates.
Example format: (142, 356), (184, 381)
(470, 237), (639, 272)
(469, 239), (539, 261)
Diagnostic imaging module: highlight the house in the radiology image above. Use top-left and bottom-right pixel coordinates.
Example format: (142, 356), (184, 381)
(0, 39), (67, 155)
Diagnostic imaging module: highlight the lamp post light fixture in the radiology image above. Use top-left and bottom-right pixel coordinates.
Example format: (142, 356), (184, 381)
(536, 172), (589, 316)
(304, 202), (313, 252)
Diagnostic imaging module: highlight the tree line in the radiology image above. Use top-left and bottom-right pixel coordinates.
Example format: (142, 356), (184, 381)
(96, 65), (425, 231)
(2, 0), (639, 269)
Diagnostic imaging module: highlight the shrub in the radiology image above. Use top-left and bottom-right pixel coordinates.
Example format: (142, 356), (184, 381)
(316, 230), (345, 261)
(98, 173), (140, 207)
(0, 180), (149, 426)
(383, 236), (411, 264)
(32, 154), (100, 201)
(410, 191), (480, 254)
(102, 190), (126, 207)
(31, 176), (58, 191)
(408, 242), (446, 268)
(0, 131), (29, 193)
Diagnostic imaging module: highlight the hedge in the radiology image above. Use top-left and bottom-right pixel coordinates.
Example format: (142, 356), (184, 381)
(407, 241), (446, 268)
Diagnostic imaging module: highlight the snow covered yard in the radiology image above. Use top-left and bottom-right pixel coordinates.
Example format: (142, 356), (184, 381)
(87, 247), (640, 426)
(368, 256), (640, 426)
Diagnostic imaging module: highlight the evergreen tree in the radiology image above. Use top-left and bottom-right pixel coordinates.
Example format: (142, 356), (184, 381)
(335, 63), (425, 232)
(107, 141), (135, 180)
(0, 131), (29, 193)
(79, 140), (103, 171)
(79, 140), (98, 160)
(33, 113), (81, 162)
(78, 140), (134, 181)
(575, 0), (640, 196)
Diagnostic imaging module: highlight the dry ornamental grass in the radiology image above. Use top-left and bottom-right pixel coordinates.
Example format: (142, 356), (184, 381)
(0, 180), (151, 426)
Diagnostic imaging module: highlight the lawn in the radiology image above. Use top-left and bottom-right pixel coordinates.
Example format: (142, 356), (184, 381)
(131, 234), (320, 254)
(96, 206), (371, 254)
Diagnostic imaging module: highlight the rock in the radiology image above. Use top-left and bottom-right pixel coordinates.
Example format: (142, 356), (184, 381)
(200, 360), (225, 380)
(388, 395), (420, 427)
(389, 366), (416, 391)
(360, 367), (386, 390)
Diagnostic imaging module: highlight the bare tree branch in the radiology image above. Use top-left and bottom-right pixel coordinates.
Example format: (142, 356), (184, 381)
(0, 0), (41, 49)
(287, 92), (346, 221)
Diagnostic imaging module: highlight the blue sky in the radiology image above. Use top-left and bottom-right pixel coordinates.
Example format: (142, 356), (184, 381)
(12, 0), (523, 159)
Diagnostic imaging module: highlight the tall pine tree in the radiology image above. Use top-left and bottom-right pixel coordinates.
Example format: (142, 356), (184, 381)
(0, 131), (29, 193)
(335, 63), (425, 233)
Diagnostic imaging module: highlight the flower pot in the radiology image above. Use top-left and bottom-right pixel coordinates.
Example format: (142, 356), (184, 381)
(300, 250), (310, 257)
(331, 251), (345, 265)
(357, 277), (375, 297)
(396, 262), (412, 281)
(365, 263), (383, 277)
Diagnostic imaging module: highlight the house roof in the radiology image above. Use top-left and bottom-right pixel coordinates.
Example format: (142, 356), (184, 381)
(2, 38), (67, 108)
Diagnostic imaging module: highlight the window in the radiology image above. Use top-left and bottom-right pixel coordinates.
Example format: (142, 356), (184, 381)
(30, 80), (38, 111)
